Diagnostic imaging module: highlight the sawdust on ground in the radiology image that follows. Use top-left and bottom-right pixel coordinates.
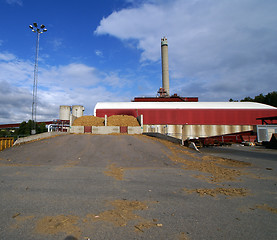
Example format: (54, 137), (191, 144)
(11, 199), (158, 238)
(104, 164), (124, 180)
(183, 187), (249, 197)
(84, 199), (159, 232)
(10, 214), (35, 229)
(35, 215), (81, 238)
(255, 204), (277, 214)
(239, 204), (277, 214)
(178, 232), (190, 240)
(0, 158), (38, 167)
(147, 136), (251, 183)
(73, 116), (104, 126)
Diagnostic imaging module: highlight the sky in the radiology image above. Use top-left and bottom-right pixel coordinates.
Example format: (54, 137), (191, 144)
(0, 0), (277, 123)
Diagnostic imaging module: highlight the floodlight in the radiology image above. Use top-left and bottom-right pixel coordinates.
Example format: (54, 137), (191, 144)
(33, 22), (38, 27)
(40, 24), (45, 29)
(32, 29), (36, 32)
(29, 25), (33, 29)
(43, 29), (47, 32)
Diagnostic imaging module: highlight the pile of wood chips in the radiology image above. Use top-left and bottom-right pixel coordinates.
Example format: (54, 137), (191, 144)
(72, 116), (104, 126)
(72, 115), (140, 127)
(107, 115), (140, 127)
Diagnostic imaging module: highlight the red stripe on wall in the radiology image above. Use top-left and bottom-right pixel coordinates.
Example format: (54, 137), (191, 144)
(96, 109), (277, 125)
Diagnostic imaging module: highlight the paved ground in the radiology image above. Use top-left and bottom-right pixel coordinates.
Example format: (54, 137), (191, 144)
(0, 134), (276, 240)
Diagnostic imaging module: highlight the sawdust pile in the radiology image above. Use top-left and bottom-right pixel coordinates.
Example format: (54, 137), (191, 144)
(184, 187), (249, 197)
(72, 116), (104, 126)
(104, 164), (124, 180)
(107, 115), (139, 126)
(34, 215), (81, 238)
(72, 115), (139, 127)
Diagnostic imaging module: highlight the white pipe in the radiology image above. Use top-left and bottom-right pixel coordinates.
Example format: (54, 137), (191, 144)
(47, 124), (70, 132)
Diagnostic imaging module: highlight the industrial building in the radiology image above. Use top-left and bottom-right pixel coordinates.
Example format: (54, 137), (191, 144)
(92, 37), (277, 141)
(94, 101), (277, 139)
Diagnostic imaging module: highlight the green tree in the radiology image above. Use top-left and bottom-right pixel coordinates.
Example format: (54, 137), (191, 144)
(17, 120), (47, 135)
(239, 91), (277, 107)
(0, 129), (9, 137)
(264, 91), (277, 107)
(18, 121), (28, 135)
(240, 96), (254, 102)
(36, 122), (47, 133)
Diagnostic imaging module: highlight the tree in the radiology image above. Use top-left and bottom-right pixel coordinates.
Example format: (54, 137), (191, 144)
(0, 129), (9, 137)
(264, 91), (277, 107)
(18, 120), (47, 136)
(18, 121), (28, 135)
(239, 91), (277, 107)
(36, 122), (47, 133)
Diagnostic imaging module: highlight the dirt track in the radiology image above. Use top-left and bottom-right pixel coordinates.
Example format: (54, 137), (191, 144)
(0, 134), (276, 239)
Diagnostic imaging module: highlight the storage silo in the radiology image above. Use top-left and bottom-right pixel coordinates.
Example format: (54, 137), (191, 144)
(59, 105), (71, 120)
(72, 105), (85, 117)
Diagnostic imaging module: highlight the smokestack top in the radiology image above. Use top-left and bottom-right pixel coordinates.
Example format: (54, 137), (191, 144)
(161, 37), (168, 46)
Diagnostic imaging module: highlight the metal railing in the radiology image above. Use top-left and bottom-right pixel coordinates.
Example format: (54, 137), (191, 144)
(0, 137), (14, 151)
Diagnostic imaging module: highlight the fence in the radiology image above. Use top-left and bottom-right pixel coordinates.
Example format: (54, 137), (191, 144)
(0, 137), (14, 151)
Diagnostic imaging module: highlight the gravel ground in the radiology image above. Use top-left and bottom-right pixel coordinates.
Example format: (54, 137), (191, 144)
(0, 134), (276, 240)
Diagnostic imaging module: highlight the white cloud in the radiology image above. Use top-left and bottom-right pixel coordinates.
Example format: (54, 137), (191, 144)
(50, 38), (63, 50)
(39, 63), (101, 89)
(0, 52), (16, 61)
(95, 50), (103, 57)
(0, 56), (33, 88)
(0, 52), (133, 123)
(6, 0), (23, 6)
(95, 0), (277, 101)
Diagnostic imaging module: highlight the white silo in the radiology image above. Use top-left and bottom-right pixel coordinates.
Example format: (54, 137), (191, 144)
(72, 105), (85, 117)
(59, 105), (71, 120)
(161, 37), (170, 96)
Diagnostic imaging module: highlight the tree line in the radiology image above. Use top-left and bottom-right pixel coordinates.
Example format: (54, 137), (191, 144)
(0, 120), (47, 138)
(229, 91), (277, 107)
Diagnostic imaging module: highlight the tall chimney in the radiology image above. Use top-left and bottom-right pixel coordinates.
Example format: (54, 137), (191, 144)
(161, 37), (169, 96)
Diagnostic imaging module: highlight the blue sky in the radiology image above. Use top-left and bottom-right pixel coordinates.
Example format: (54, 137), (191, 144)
(0, 0), (277, 123)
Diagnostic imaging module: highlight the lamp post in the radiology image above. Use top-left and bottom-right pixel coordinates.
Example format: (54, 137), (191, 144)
(29, 23), (47, 135)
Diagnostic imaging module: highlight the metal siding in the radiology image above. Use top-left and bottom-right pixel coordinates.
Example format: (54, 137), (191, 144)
(96, 109), (277, 125)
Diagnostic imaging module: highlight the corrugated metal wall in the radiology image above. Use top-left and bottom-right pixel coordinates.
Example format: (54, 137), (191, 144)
(96, 108), (277, 125)
(143, 124), (253, 140)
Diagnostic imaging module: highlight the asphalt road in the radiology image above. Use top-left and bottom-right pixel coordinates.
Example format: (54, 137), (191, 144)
(0, 134), (276, 240)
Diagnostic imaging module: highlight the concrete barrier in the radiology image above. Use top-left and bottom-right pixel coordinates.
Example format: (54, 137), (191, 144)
(70, 126), (84, 134)
(71, 125), (142, 135)
(14, 132), (68, 145)
(92, 126), (120, 134)
(128, 126), (143, 134)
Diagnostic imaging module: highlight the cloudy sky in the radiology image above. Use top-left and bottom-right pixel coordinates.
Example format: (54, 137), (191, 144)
(0, 0), (277, 123)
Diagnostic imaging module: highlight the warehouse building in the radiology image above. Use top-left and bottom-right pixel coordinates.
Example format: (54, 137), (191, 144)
(94, 101), (277, 139)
